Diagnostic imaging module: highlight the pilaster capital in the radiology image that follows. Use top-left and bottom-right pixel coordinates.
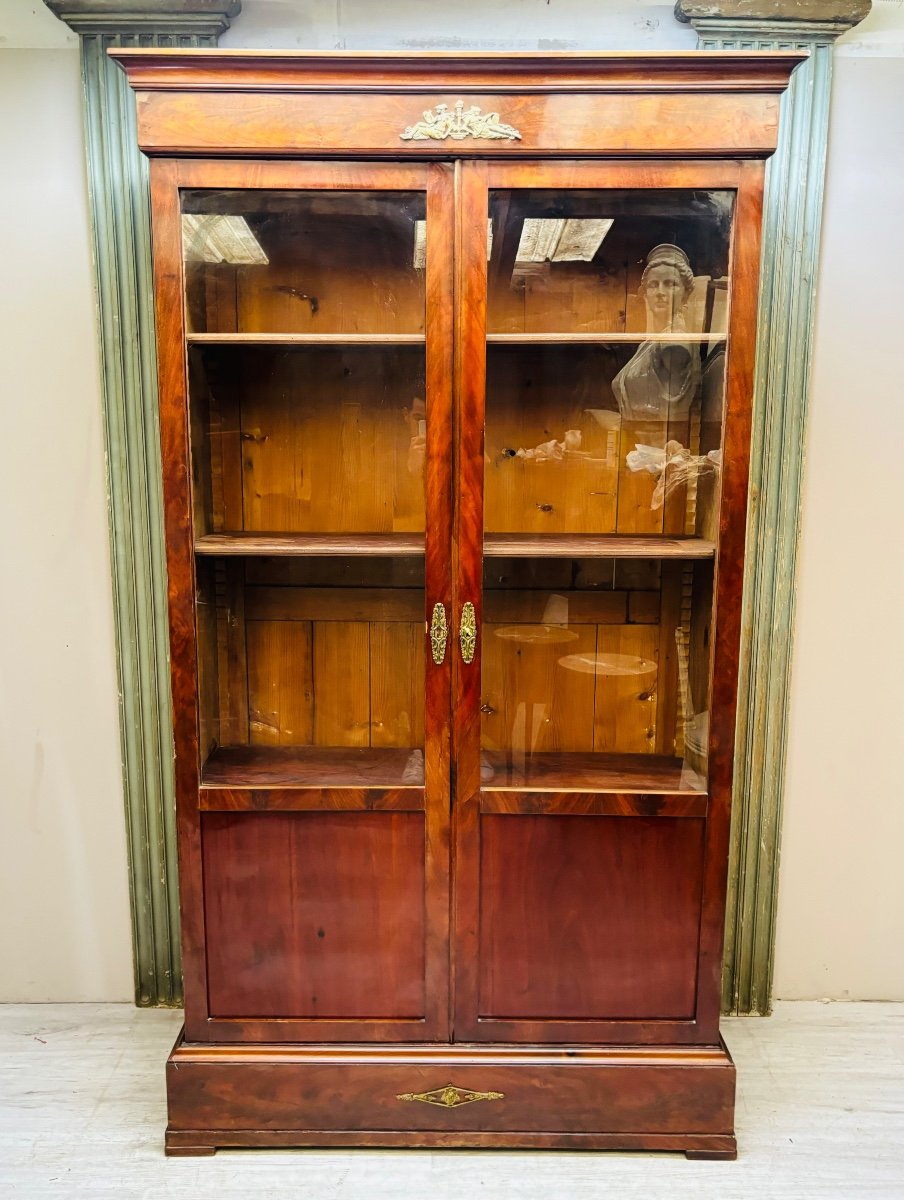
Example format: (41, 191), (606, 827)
(44, 0), (240, 39)
(675, 0), (871, 43)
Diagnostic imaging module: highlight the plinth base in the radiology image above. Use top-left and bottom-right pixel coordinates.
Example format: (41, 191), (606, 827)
(164, 1031), (736, 1158)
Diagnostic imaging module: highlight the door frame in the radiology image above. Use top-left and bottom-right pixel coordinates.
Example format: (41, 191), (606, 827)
(450, 158), (765, 1044)
(148, 157), (455, 1042)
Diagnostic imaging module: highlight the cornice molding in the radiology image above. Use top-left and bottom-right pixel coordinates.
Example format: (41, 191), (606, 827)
(45, 0), (240, 37)
(109, 48), (806, 94)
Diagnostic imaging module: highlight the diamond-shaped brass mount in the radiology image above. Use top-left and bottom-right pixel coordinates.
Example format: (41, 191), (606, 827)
(396, 1084), (504, 1108)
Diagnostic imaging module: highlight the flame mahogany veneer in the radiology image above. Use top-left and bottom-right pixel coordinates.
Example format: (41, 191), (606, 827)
(113, 48), (803, 1159)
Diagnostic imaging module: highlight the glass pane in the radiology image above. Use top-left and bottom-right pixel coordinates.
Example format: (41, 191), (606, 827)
(182, 189), (425, 335)
(183, 190), (427, 539)
(486, 189), (731, 542)
(479, 557), (712, 792)
(197, 555), (426, 787)
(184, 189), (429, 787)
(482, 189), (732, 792)
(188, 343), (426, 536)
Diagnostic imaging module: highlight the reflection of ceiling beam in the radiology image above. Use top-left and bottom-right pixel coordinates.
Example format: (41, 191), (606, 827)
(515, 218), (614, 263)
(182, 214), (268, 264)
(413, 219), (493, 268)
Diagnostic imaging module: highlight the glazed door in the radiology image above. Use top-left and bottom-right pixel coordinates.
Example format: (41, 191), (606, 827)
(452, 160), (758, 1044)
(152, 160), (454, 1042)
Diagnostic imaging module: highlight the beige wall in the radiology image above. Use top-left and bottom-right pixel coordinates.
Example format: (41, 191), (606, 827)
(0, 48), (133, 1001)
(772, 44), (904, 1000)
(0, 2), (901, 1003)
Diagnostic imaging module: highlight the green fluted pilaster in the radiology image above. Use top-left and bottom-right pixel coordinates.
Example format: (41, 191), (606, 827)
(46, 0), (870, 1013)
(676, 1), (870, 1014)
(44, 2), (240, 1006)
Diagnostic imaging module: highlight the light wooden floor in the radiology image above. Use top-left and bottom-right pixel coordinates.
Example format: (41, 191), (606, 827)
(1, 1002), (902, 1198)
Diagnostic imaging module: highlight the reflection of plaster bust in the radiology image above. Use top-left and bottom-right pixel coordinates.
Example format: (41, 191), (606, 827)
(612, 244), (701, 421)
(640, 242), (695, 332)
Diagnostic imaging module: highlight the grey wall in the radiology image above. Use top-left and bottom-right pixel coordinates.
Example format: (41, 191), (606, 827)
(217, 0), (693, 50)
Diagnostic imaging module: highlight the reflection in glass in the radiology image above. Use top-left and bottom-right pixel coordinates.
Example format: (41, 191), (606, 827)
(182, 214), (269, 266)
(184, 189), (430, 790)
(182, 190), (426, 335)
(612, 244), (700, 421)
(182, 189), (428, 541)
(481, 189), (730, 793)
(485, 190), (732, 541)
(479, 558), (713, 792)
(189, 345), (427, 536)
(196, 556), (426, 786)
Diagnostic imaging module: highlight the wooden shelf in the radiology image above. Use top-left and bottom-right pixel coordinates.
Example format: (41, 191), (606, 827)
(200, 746), (704, 799)
(201, 745), (424, 789)
(195, 532), (425, 557)
(187, 332), (724, 347)
(484, 534), (716, 559)
(195, 532), (714, 559)
(187, 332), (425, 346)
(481, 751), (706, 796)
(486, 332), (726, 345)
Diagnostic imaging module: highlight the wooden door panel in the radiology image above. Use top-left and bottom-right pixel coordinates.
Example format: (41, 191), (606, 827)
(478, 815), (704, 1020)
(203, 812), (425, 1020)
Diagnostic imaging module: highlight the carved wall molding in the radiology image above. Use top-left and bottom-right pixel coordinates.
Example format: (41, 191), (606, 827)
(675, 0), (870, 24)
(44, 0), (241, 1006)
(46, 0), (240, 37)
(676, 0), (871, 1014)
(44, 0), (870, 1015)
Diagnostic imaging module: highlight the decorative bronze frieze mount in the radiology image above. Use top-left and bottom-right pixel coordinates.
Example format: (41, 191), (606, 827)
(397, 1085), (505, 1109)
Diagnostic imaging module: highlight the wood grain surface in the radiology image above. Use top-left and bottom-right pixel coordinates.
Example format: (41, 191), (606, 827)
(112, 48), (806, 94)
(195, 532), (715, 557)
(478, 815), (705, 1020)
(166, 1028), (735, 1139)
(129, 49), (800, 1147)
(692, 162), (766, 1040)
(149, 159), (209, 1040)
(202, 812), (426, 1020)
(132, 90), (784, 158)
(201, 745), (425, 788)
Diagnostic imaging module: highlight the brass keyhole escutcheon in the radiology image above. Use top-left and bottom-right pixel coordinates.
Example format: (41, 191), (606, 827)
(429, 602), (448, 666)
(459, 602), (477, 665)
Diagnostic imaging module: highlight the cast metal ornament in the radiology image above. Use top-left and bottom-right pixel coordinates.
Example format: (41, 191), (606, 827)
(400, 101), (522, 142)
(429, 602), (448, 665)
(459, 601), (477, 664)
(396, 1084), (504, 1108)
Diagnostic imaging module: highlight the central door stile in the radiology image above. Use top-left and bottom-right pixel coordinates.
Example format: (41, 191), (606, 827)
(451, 161), (490, 1042)
(423, 162), (456, 1041)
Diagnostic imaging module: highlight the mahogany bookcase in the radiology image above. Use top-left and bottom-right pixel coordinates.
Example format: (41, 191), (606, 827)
(114, 49), (802, 1157)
